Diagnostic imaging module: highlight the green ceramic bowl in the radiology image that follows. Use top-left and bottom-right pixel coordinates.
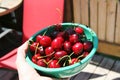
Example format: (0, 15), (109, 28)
(26, 23), (98, 78)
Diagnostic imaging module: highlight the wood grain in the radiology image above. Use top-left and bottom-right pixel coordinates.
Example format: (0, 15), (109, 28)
(80, 0), (89, 26)
(73, 0), (81, 23)
(106, 0), (117, 42)
(115, 1), (120, 44)
(90, 0), (98, 34)
(98, 0), (107, 40)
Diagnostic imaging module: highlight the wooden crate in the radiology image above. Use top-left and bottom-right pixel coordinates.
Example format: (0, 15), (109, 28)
(64, 0), (120, 57)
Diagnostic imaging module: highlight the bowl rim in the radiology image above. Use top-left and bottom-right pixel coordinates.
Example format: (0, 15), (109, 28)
(26, 22), (98, 72)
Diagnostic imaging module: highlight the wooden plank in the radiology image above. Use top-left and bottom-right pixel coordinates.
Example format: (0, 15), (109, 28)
(98, 41), (120, 58)
(70, 54), (104, 80)
(106, 0), (117, 42)
(98, 0), (107, 40)
(64, 0), (73, 22)
(73, 0), (81, 23)
(105, 60), (120, 80)
(90, 0), (98, 34)
(80, 0), (89, 26)
(115, 1), (120, 44)
(89, 57), (115, 80)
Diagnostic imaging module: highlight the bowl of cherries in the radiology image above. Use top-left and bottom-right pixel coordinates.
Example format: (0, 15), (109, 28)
(26, 23), (98, 78)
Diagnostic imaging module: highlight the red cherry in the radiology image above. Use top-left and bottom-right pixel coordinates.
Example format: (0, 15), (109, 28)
(72, 42), (83, 55)
(36, 35), (43, 43)
(37, 59), (47, 67)
(69, 34), (79, 44)
(83, 41), (93, 52)
(54, 51), (67, 59)
(83, 51), (89, 57)
(48, 60), (60, 68)
(40, 36), (52, 47)
(75, 27), (84, 34)
(63, 41), (72, 53)
(69, 58), (79, 65)
(45, 46), (54, 58)
(32, 56), (37, 64)
(30, 42), (39, 52)
(32, 53), (40, 63)
(37, 46), (45, 56)
(51, 37), (64, 51)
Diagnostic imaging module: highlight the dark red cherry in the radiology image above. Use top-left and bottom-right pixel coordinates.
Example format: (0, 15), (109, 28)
(72, 42), (83, 55)
(54, 51), (67, 59)
(83, 51), (89, 57)
(37, 59), (47, 67)
(40, 36), (52, 47)
(38, 46), (45, 56)
(75, 27), (84, 34)
(69, 34), (79, 44)
(48, 60), (60, 68)
(50, 31), (59, 39)
(51, 37), (64, 51)
(63, 41), (72, 53)
(55, 24), (62, 31)
(83, 41), (93, 52)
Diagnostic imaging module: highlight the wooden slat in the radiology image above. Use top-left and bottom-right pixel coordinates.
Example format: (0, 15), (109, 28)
(73, 0), (81, 23)
(115, 1), (120, 44)
(90, 0), (98, 34)
(106, 0), (117, 42)
(71, 54), (104, 80)
(105, 60), (120, 80)
(98, 41), (120, 58)
(98, 0), (107, 40)
(89, 57), (115, 80)
(80, 0), (89, 26)
(63, 0), (73, 22)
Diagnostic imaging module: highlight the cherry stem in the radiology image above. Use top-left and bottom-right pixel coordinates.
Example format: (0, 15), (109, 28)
(69, 52), (74, 57)
(38, 51), (55, 59)
(57, 55), (68, 65)
(47, 58), (54, 65)
(34, 43), (39, 55)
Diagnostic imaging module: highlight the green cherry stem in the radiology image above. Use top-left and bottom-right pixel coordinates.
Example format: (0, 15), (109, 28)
(57, 55), (69, 65)
(37, 51), (55, 59)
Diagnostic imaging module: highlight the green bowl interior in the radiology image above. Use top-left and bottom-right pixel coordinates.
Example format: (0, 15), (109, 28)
(26, 23), (98, 78)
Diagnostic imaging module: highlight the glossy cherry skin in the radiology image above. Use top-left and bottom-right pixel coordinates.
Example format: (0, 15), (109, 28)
(54, 51), (67, 59)
(51, 37), (64, 51)
(45, 46), (54, 58)
(63, 41), (72, 53)
(36, 35), (43, 43)
(40, 36), (52, 47)
(69, 58), (79, 65)
(32, 53), (40, 63)
(69, 34), (79, 44)
(75, 27), (84, 34)
(83, 41), (93, 52)
(38, 46), (45, 56)
(37, 59), (47, 67)
(72, 42), (83, 55)
(30, 42), (39, 52)
(48, 60), (60, 68)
